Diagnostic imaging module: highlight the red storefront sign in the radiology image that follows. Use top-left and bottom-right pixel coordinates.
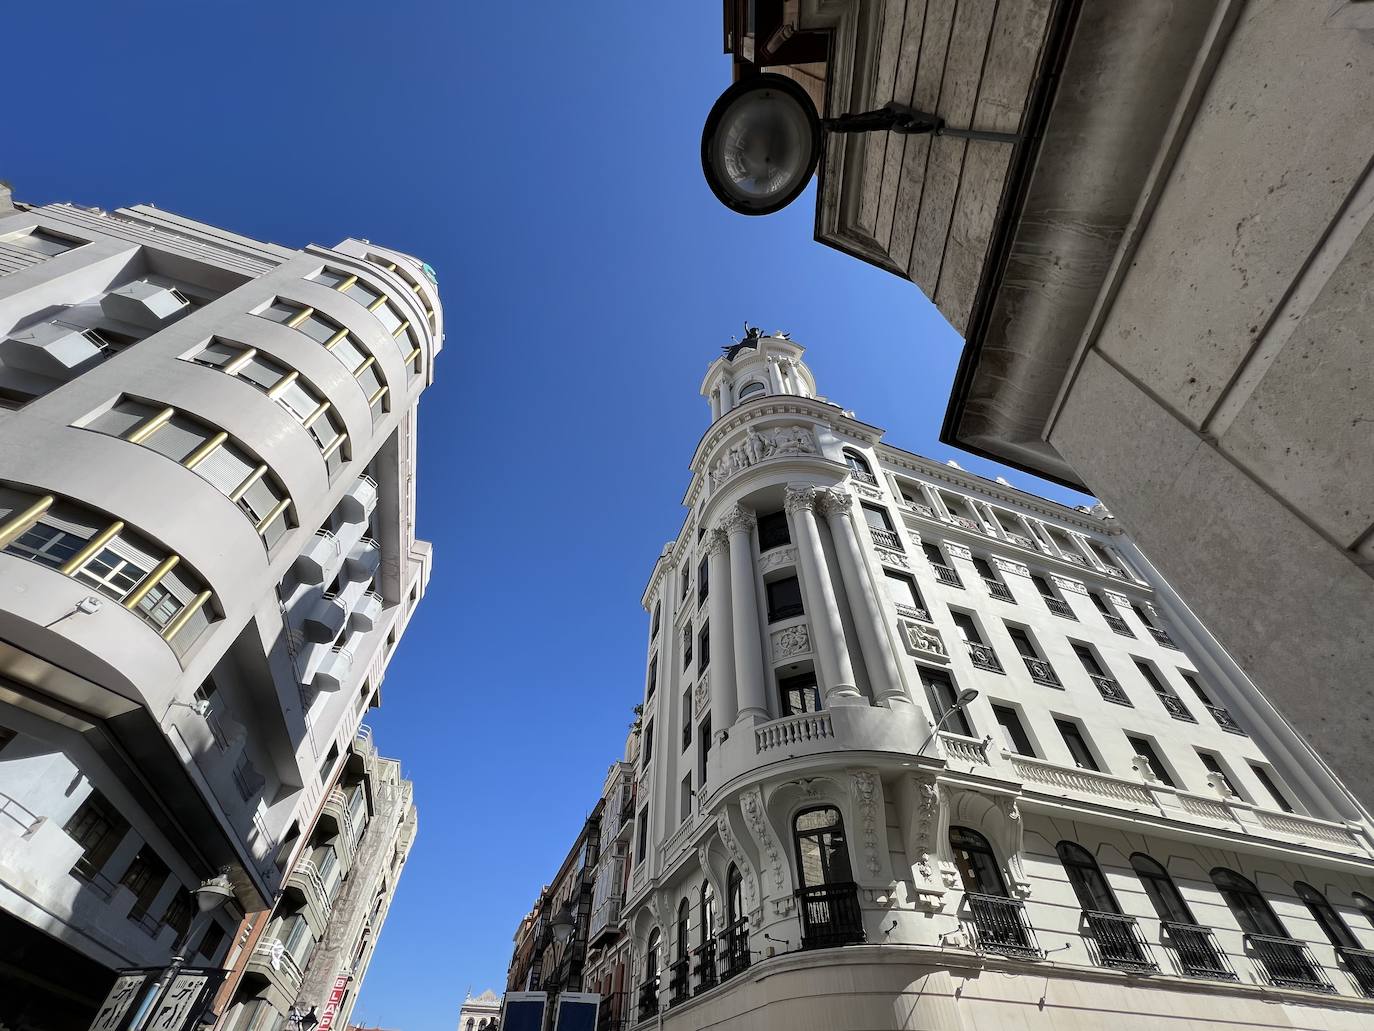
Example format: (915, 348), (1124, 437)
(316, 975), (350, 1031)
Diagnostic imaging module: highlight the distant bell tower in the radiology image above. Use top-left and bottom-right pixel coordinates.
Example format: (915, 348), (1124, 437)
(701, 323), (817, 421)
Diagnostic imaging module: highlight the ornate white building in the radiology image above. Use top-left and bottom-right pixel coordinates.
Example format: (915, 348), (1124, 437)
(457, 989), (501, 1031)
(615, 329), (1374, 1029)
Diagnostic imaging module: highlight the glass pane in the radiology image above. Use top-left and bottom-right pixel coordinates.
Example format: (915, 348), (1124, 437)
(312, 268), (349, 288)
(374, 304), (402, 334)
(259, 301), (300, 324)
(300, 314), (341, 344)
(345, 281), (381, 308)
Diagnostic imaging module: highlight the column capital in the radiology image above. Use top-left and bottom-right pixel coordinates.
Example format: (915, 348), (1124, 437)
(816, 488), (853, 517)
(784, 484), (822, 513)
(706, 527), (731, 556)
(718, 505), (757, 536)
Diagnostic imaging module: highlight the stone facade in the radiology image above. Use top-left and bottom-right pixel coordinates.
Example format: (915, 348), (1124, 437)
(612, 334), (1374, 1029)
(0, 197), (439, 1027)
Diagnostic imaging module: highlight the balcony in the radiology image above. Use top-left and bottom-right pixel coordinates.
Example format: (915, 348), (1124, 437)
(350, 590), (383, 632)
(964, 893), (1040, 958)
(983, 579), (1015, 603)
(1021, 657), (1061, 688)
(1245, 933), (1334, 993)
(668, 957), (690, 1006)
(931, 563), (963, 588)
(1090, 674), (1132, 706)
(295, 530), (341, 584)
(248, 938), (304, 993)
(850, 468), (878, 486)
(1102, 613), (1134, 637)
(340, 475), (378, 523)
(869, 526), (903, 552)
(946, 513), (982, 533)
(302, 592), (348, 643)
(1005, 531), (1035, 549)
(1146, 626), (1180, 649)
(635, 980), (658, 1021)
(719, 919), (750, 981)
(1160, 922), (1235, 980)
(1082, 911), (1156, 971)
(938, 732), (992, 768)
(345, 537), (381, 580)
(1043, 596), (1076, 619)
(1206, 705), (1246, 735)
(588, 892), (624, 947)
(796, 882), (865, 950)
(692, 940), (717, 995)
(755, 710), (833, 755)
(904, 500), (935, 518)
(1337, 945), (1374, 998)
(965, 641), (1004, 674)
(1156, 694), (1196, 722)
(287, 858), (334, 920)
(313, 644), (355, 692)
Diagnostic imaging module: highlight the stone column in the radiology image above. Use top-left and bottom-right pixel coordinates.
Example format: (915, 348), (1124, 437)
(784, 486), (860, 705)
(819, 489), (908, 708)
(710, 388), (722, 421)
(722, 506), (768, 723)
(721, 378), (734, 411)
(706, 527), (737, 734)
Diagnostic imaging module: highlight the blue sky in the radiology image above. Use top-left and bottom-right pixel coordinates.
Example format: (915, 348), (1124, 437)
(6, 2), (1090, 1026)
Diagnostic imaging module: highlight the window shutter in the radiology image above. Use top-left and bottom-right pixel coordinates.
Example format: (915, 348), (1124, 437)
(195, 442), (256, 497)
(89, 398), (160, 438)
(239, 355), (286, 391)
(144, 415), (208, 463)
(277, 380), (317, 421)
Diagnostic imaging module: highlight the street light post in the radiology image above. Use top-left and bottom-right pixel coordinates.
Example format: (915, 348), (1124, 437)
(541, 903), (576, 1031)
(915, 688), (980, 757)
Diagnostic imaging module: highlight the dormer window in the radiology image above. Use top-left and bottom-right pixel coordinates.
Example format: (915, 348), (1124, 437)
(737, 381), (766, 401)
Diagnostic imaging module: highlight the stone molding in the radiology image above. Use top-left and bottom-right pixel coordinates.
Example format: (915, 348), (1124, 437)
(718, 506), (756, 537)
(709, 424), (818, 490)
(994, 556), (1030, 578)
(878, 549), (910, 570)
(899, 620), (948, 662)
(816, 488), (853, 517)
(850, 770), (882, 880)
(945, 541), (973, 561)
(784, 484), (822, 513)
(771, 622), (812, 661)
(1051, 573), (1088, 596)
(740, 788), (784, 893)
(706, 527), (731, 556)
(758, 545), (797, 573)
(715, 811), (760, 926)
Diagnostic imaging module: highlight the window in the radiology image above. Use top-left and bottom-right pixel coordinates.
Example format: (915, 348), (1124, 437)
(257, 300), (389, 412)
(736, 380), (766, 400)
(636, 808), (649, 863)
(992, 705), (1035, 756)
(121, 846), (170, 920)
(757, 510), (790, 551)
(793, 807), (853, 888)
(646, 654), (658, 699)
(923, 542), (963, 586)
(1125, 735), (1175, 787)
(650, 601), (661, 639)
(1249, 764), (1294, 813)
(7, 521), (86, 568)
(922, 541), (945, 566)
(1072, 644), (1104, 677)
(680, 567), (690, 600)
(698, 623), (710, 670)
(766, 576), (804, 622)
(1131, 602), (1156, 629)
(681, 688), (693, 751)
(861, 504), (892, 532)
(1031, 575), (1055, 598)
(951, 612), (983, 645)
(680, 774), (693, 825)
(843, 450), (876, 484)
(948, 826), (1008, 896)
(698, 714), (712, 786)
(883, 571), (925, 614)
(921, 669), (972, 737)
(972, 556), (997, 581)
(697, 556), (709, 607)
(1197, 752), (1239, 797)
(682, 624), (693, 669)
(1006, 626), (1038, 659)
(64, 789), (129, 883)
(1055, 719), (1100, 771)
(726, 864), (745, 925)
(1294, 882), (1361, 950)
(677, 897), (692, 959)
(700, 881), (716, 943)
(643, 720), (654, 766)
(1180, 671), (1211, 704)
(1210, 868), (1288, 937)
(1056, 842), (1120, 914)
(779, 671), (821, 716)
(195, 920), (227, 963)
(1130, 854), (1194, 924)
(2, 226), (83, 255)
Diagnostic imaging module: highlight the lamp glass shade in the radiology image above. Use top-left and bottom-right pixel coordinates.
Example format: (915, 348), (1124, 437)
(550, 906), (575, 946)
(701, 74), (822, 216)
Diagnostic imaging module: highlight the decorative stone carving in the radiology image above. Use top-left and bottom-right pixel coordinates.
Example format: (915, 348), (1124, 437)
(993, 556), (1030, 578)
(1051, 574), (1088, 596)
(913, 780), (939, 883)
(740, 788), (784, 892)
(694, 674), (709, 716)
(1104, 590), (1131, 608)
(997, 796), (1033, 898)
(771, 895), (796, 916)
(906, 529), (922, 548)
(706, 527), (731, 556)
(878, 549), (910, 570)
(1131, 754), (1160, 783)
(716, 811), (760, 925)
(717, 506), (757, 537)
(758, 545), (797, 573)
(771, 623), (811, 660)
(783, 484), (821, 513)
(853, 481), (884, 500)
(816, 488), (852, 516)
(850, 770), (882, 879)
(944, 542), (972, 561)
(899, 620), (948, 662)
(710, 425), (818, 488)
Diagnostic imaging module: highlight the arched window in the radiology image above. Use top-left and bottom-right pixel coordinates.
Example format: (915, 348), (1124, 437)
(645, 927), (661, 981)
(676, 897), (691, 960)
(1211, 868), (1329, 990)
(793, 806), (853, 889)
(1354, 891), (1374, 931)
(1056, 842), (1120, 914)
(948, 826), (1008, 897)
(466, 1020), (474, 1031)
(1130, 854), (1194, 925)
(844, 450), (876, 484)
(1209, 868), (1287, 937)
(737, 381), (766, 401)
(700, 879), (716, 942)
(1294, 882), (1360, 949)
(726, 864), (744, 926)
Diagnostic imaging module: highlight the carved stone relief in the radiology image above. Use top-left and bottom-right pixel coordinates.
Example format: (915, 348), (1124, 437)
(717, 506), (757, 537)
(997, 796), (1033, 898)
(739, 788), (785, 893)
(878, 549), (910, 569)
(899, 620), (948, 663)
(1104, 590), (1131, 608)
(993, 556), (1030, 578)
(694, 673), (709, 716)
(944, 542), (972, 561)
(1052, 574), (1088, 596)
(758, 545), (797, 573)
(715, 811), (760, 926)
(771, 623), (811, 661)
(853, 481), (884, 501)
(710, 425), (818, 489)
(850, 770), (883, 880)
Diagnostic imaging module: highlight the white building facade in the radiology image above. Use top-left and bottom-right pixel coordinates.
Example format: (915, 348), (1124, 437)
(0, 198), (438, 1025)
(617, 330), (1374, 1029)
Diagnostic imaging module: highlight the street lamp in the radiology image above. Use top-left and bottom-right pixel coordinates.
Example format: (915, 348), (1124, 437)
(915, 688), (980, 757)
(549, 903), (576, 948)
(700, 72), (1021, 216)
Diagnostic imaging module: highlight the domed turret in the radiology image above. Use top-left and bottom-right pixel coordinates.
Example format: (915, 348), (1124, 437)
(700, 324), (818, 422)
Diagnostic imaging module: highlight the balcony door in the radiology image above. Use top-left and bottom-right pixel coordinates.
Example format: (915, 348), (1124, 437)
(794, 807), (863, 949)
(950, 826), (1034, 956)
(949, 826), (1009, 897)
(1211, 867), (1326, 990)
(1058, 842), (1152, 969)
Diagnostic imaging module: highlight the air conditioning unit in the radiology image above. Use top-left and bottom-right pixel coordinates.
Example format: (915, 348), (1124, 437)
(100, 279), (190, 328)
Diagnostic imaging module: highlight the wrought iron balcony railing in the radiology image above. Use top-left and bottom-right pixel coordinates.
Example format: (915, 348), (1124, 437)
(796, 882), (866, 950)
(636, 979), (659, 1021)
(1156, 693), (1197, 722)
(869, 527), (903, 552)
(1160, 921), (1236, 980)
(1147, 625), (1180, 649)
(1043, 596), (1076, 619)
(1102, 613), (1134, 637)
(692, 940), (717, 994)
(1337, 945), (1374, 998)
(719, 919), (751, 981)
(965, 641), (1004, 674)
(1082, 911), (1156, 971)
(984, 579), (1015, 603)
(1206, 705), (1246, 735)
(668, 957), (690, 1005)
(1245, 933), (1334, 993)
(964, 893), (1041, 958)
(931, 563), (963, 588)
(851, 468), (878, 486)
(1090, 674), (1132, 706)
(1021, 656), (1061, 688)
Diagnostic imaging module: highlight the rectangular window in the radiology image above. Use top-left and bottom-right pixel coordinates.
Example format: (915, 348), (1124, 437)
(699, 715), (712, 786)
(680, 775), (693, 824)
(757, 511), (790, 551)
(921, 669), (972, 737)
(682, 623), (693, 670)
(1180, 671), (1211, 705)
(922, 542), (945, 566)
(636, 807), (649, 863)
(121, 846), (170, 919)
(6, 521), (88, 568)
(861, 503), (893, 532)
(1126, 735), (1176, 787)
(64, 790), (129, 883)
(1031, 575), (1055, 598)
(992, 705), (1035, 756)
(778, 672), (821, 716)
(697, 556), (709, 607)
(766, 576), (804, 623)
(682, 688), (693, 751)
(1005, 626), (1038, 659)
(1072, 644), (1106, 678)
(1055, 719), (1099, 771)
(1250, 764), (1294, 813)
(950, 612), (983, 645)
(643, 719), (654, 766)
(163, 889), (195, 939)
(196, 921), (227, 963)
(972, 556), (997, 581)
(1197, 751), (1241, 798)
(646, 654), (658, 699)
(698, 622), (710, 670)
(883, 570), (924, 612)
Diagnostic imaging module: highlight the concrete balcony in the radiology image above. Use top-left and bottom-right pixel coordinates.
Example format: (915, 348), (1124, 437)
(345, 537), (381, 581)
(295, 530), (341, 585)
(339, 475), (378, 523)
(312, 644), (354, 693)
(351, 724), (378, 777)
(302, 593), (347, 644)
(285, 858), (334, 924)
(350, 590), (383, 632)
(247, 937), (304, 997)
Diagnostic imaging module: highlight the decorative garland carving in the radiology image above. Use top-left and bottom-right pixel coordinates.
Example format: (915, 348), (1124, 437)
(715, 811), (760, 925)
(944, 542), (972, 561)
(758, 545), (797, 573)
(783, 484), (821, 513)
(1051, 574), (1088, 596)
(740, 788), (784, 892)
(694, 674), (709, 715)
(1104, 590), (1131, 608)
(850, 770), (882, 879)
(878, 549), (910, 570)
(717, 506), (757, 537)
(710, 425), (818, 489)
(771, 623), (811, 660)
(993, 556), (1030, 578)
